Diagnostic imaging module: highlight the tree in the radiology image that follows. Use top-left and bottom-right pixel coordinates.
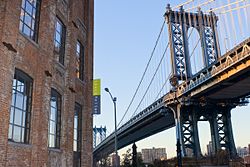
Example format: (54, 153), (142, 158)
(121, 149), (132, 167)
(137, 152), (144, 167)
(99, 156), (111, 167)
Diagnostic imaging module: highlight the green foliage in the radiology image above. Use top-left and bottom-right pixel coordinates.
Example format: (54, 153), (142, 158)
(99, 156), (111, 167)
(121, 149), (132, 167)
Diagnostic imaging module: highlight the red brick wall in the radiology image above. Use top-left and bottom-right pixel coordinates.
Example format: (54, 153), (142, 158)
(0, 0), (94, 166)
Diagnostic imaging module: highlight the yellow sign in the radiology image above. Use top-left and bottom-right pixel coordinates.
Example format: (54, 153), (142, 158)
(93, 79), (101, 96)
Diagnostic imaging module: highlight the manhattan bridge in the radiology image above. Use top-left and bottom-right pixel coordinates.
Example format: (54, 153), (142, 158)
(94, 0), (250, 165)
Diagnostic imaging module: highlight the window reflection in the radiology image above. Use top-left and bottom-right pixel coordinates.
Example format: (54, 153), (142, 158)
(48, 89), (61, 148)
(19, 0), (41, 41)
(76, 41), (84, 80)
(8, 69), (33, 143)
(73, 103), (82, 167)
(54, 18), (66, 65)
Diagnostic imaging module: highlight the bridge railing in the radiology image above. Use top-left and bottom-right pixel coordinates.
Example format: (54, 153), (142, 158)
(94, 96), (165, 149)
(177, 37), (250, 97)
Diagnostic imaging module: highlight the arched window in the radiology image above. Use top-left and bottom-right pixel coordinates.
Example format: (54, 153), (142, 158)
(73, 103), (82, 167)
(48, 88), (62, 148)
(8, 69), (33, 143)
(76, 41), (85, 80)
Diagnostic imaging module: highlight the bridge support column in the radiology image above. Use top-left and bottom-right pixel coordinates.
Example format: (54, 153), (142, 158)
(179, 107), (201, 158)
(209, 110), (221, 155)
(175, 104), (183, 166)
(172, 104), (202, 162)
(209, 106), (237, 158)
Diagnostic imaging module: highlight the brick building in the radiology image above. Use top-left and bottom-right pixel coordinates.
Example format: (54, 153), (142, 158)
(0, 0), (94, 167)
(141, 147), (167, 164)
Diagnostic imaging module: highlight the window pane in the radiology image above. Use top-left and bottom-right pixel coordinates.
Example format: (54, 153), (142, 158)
(74, 129), (77, 140)
(49, 134), (55, 147)
(76, 42), (80, 55)
(13, 79), (17, 88)
(22, 0), (25, 8)
(21, 128), (25, 142)
(25, 2), (33, 15)
(8, 125), (13, 139)
(23, 24), (31, 37)
(73, 140), (77, 151)
(32, 8), (36, 18)
(10, 107), (14, 124)
(22, 112), (26, 127)
(15, 92), (24, 109)
(11, 91), (16, 106)
(13, 126), (21, 142)
(49, 121), (56, 134)
(24, 13), (32, 27)
(17, 80), (24, 92)
(23, 96), (27, 111)
(74, 117), (78, 129)
(55, 32), (61, 44)
(51, 96), (57, 107)
(14, 109), (23, 126)
(56, 21), (62, 33)
(20, 9), (25, 21)
(31, 19), (35, 29)
(50, 107), (56, 121)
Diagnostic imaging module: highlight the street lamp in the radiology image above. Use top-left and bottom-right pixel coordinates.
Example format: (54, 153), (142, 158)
(104, 88), (118, 167)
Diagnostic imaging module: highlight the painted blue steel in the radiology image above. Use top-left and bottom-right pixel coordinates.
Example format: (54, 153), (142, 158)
(165, 5), (220, 81)
(179, 37), (250, 97)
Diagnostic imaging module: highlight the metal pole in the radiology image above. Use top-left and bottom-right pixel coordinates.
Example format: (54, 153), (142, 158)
(105, 88), (119, 167)
(113, 97), (118, 167)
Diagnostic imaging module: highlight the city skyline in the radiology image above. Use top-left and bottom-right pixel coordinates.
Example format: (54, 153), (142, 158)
(93, 0), (250, 158)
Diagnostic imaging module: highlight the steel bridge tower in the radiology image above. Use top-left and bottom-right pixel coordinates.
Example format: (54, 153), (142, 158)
(165, 4), (237, 158)
(93, 126), (107, 148)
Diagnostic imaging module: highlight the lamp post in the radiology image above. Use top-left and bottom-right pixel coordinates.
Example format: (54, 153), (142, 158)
(104, 88), (118, 167)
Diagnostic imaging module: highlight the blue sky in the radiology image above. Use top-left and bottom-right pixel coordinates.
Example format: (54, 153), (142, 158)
(93, 0), (250, 158)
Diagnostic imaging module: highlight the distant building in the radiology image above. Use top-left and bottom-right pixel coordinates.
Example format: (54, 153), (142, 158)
(207, 141), (214, 156)
(237, 146), (248, 157)
(141, 147), (167, 164)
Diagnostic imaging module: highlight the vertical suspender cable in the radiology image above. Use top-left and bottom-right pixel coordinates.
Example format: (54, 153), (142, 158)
(117, 21), (166, 127)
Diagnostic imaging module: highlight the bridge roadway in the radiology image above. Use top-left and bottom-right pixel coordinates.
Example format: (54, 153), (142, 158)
(93, 37), (250, 160)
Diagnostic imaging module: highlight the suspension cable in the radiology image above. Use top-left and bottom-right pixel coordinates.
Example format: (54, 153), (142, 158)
(207, 0), (247, 12)
(186, 0), (215, 11)
(219, 3), (250, 14)
(154, 73), (171, 101)
(131, 43), (170, 118)
(117, 20), (166, 127)
(173, 0), (195, 10)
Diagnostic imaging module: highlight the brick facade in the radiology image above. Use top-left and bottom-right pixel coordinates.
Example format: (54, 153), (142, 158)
(0, 0), (94, 167)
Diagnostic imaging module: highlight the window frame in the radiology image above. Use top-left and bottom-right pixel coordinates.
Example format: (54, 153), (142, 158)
(48, 88), (62, 148)
(73, 103), (82, 167)
(54, 17), (66, 65)
(19, 0), (41, 42)
(8, 69), (33, 144)
(76, 41), (85, 80)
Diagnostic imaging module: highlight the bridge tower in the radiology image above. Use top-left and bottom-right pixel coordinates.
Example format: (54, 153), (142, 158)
(165, 4), (220, 83)
(165, 4), (237, 159)
(93, 126), (107, 148)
